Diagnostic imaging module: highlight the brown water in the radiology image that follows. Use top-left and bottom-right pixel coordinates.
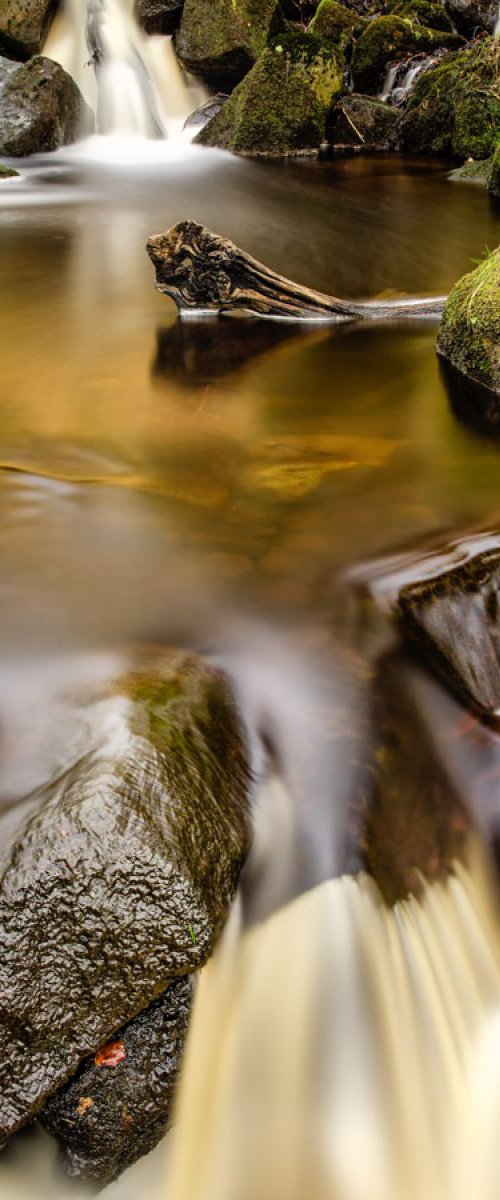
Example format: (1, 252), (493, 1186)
(1, 146), (500, 1198)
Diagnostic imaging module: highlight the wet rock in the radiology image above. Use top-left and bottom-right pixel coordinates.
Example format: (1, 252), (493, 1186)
(351, 14), (461, 94)
(175, 0), (281, 91)
(0, 0), (56, 61)
(364, 652), (470, 904)
(0, 56), (92, 157)
(489, 141), (500, 198)
(135, 0), (185, 34)
(398, 547), (500, 717)
(437, 246), (500, 406)
(400, 37), (500, 159)
(445, 0), (497, 36)
(309, 0), (361, 44)
(0, 653), (251, 1146)
(328, 93), (400, 149)
(184, 93), (229, 131)
(41, 976), (192, 1185)
(196, 32), (343, 155)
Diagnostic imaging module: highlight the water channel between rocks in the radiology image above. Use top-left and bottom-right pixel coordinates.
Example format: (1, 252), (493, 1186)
(1, 149), (500, 1199)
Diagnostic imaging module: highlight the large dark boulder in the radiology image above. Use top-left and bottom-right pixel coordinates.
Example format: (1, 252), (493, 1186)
(0, 653), (251, 1146)
(0, 56), (92, 157)
(437, 246), (500, 421)
(0, 0), (56, 61)
(41, 977), (192, 1184)
(328, 93), (400, 149)
(400, 38), (500, 159)
(351, 14), (461, 94)
(175, 0), (281, 91)
(134, 0), (185, 35)
(196, 32), (343, 155)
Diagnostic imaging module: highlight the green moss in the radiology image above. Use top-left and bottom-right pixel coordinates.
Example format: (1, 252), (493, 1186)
(309, 0), (361, 47)
(175, 0), (279, 88)
(197, 32), (343, 155)
(386, 0), (453, 32)
(401, 37), (500, 159)
(0, 162), (18, 177)
(437, 247), (500, 393)
(352, 14), (461, 93)
(489, 141), (500, 198)
(448, 156), (493, 184)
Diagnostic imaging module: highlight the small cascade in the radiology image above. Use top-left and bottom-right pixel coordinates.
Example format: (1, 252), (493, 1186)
(43, 0), (205, 143)
(379, 50), (447, 105)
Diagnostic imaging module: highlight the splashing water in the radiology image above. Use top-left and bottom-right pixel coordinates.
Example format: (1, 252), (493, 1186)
(43, 0), (205, 146)
(167, 825), (500, 1200)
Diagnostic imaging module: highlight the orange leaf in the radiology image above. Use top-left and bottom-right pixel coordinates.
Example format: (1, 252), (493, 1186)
(95, 1040), (126, 1068)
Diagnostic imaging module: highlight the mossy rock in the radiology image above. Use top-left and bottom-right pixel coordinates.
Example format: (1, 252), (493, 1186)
(448, 155), (492, 184)
(196, 32), (344, 155)
(0, 161), (18, 176)
(0, 652), (251, 1146)
(352, 14), (462, 93)
(309, 0), (361, 46)
(0, 55), (93, 156)
(489, 141), (500, 198)
(445, 0), (497, 37)
(437, 247), (500, 401)
(175, 0), (281, 90)
(0, 0), (56, 61)
(400, 37), (500, 159)
(328, 92), (400, 148)
(386, 0), (453, 31)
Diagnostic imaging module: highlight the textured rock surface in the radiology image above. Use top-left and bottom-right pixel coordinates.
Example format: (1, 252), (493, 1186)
(352, 14), (461, 93)
(437, 246), (500, 400)
(400, 38), (500, 159)
(196, 32), (343, 155)
(0, 0), (55, 60)
(0, 56), (92, 157)
(445, 0), (497, 35)
(134, 0), (185, 35)
(175, 0), (280, 90)
(41, 977), (192, 1184)
(398, 548), (500, 716)
(0, 653), (250, 1145)
(309, 0), (361, 44)
(328, 93), (399, 149)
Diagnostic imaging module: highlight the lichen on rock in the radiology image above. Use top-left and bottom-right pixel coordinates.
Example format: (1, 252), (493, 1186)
(196, 32), (344, 155)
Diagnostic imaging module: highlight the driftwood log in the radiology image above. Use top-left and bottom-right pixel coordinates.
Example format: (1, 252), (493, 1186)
(147, 221), (446, 322)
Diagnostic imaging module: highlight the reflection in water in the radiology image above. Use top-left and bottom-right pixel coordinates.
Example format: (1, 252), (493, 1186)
(1, 155), (500, 1198)
(439, 357), (500, 440)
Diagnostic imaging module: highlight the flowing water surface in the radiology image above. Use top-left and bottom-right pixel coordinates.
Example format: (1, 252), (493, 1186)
(1, 146), (500, 1199)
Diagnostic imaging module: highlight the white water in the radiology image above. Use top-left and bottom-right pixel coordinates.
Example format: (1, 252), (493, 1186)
(43, 0), (205, 145)
(379, 54), (439, 104)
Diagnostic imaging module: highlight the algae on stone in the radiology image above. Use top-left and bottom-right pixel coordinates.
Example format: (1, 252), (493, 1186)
(196, 32), (343, 155)
(352, 14), (461, 93)
(175, 0), (280, 90)
(437, 246), (500, 396)
(401, 37), (500, 159)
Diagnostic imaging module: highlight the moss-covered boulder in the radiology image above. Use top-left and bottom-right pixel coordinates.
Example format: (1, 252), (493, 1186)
(387, 0), (453, 31)
(196, 32), (343, 155)
(175, 0), (281, 90)
(449, 155), (493, 184)
(437, 247), (500, 402)
(0, 161), (18, 176)
(309, 0), (361, 45)
(400, 38), (500, 159)
(0, 653), (251, 1147)
(352, 14), (461, 93)
(0, 56), (92, 157)
(0, 0), (56, 61)
(328, 93), (400, 149)
(135, 0), (185, 35)
(489, 141), (500, 198)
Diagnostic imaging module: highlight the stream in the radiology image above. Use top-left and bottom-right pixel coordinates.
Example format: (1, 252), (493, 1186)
(2, 7), (500, 1195)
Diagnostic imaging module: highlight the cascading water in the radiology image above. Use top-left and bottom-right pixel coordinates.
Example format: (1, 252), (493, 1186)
(379, 51), (446, 105)
(43, 0), (205, 144)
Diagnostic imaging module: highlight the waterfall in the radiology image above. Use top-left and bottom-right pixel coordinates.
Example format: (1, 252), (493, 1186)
(379, 52), (444, 105)
(43, 0), (205, 142)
